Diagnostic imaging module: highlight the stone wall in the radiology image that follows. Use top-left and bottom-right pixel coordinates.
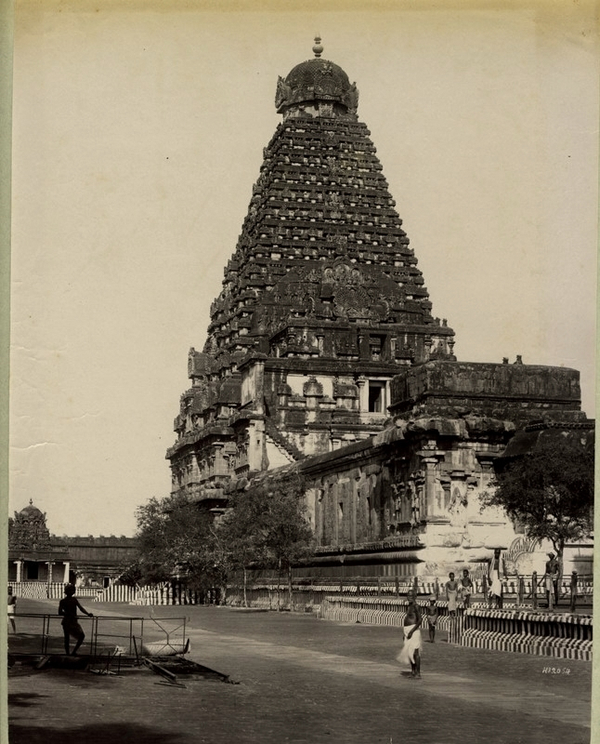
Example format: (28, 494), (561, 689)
(390, 361), (584, 424)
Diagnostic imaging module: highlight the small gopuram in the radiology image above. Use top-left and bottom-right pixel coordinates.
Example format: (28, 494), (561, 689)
(167, 41), (593, 578)
(8, 500), (138, 592)
(8, 500), (71, 584)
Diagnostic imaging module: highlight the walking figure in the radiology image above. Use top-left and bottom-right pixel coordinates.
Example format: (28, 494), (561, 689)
(397, 592), (422, 678)
(7, 586), (17, 633)
(59, 584), (93, 656)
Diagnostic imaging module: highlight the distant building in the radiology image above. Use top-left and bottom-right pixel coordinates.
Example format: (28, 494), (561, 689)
(166, 41), (593, 578)
(8, 500), (138, 590)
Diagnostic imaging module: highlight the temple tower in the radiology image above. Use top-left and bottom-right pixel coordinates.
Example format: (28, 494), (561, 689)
(167, 41), (455, 507)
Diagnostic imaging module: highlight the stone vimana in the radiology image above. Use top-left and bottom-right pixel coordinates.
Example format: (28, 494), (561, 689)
(167, 40), (592, 579)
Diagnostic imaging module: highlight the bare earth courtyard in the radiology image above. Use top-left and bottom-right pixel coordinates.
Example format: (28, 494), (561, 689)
(8, 598), (592, 744)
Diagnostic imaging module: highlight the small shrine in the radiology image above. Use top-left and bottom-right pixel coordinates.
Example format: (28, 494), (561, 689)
(8, 500), (71, 584)
(8, 500), (138, 591)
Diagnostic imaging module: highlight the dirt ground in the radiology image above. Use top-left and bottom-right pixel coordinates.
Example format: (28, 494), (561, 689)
(7, 599), (594, 744)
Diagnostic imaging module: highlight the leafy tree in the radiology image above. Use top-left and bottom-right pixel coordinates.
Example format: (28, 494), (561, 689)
(484, 432), (594, 566)
(116, 560), (143, 587)
(134, 493), (225, 596)
(218, 473), (314, 607)
(215, 498), (264, 607)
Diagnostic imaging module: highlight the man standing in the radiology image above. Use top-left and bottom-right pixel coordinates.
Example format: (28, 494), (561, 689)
(460, 568), (474, 609)
(445, 572), (459, 616)
(425, 597), (438, 643)
(58, 584), (94, 656)
(545, 553), (560, 609)
(397, 592), (422, 678)
(488, 548), (506, 609)
(7, 586), (17, 633)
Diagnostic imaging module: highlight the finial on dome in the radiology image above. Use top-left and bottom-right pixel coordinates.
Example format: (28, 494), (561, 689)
(29, 498), (33, 505)
(313, 36), (323, 58)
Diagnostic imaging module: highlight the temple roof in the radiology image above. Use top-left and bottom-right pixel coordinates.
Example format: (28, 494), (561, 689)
(16, 499), (44, 520)
(204, 107), (447, 359)
(168, 44), (457, 464)
(276, 38), (359, 115)
(276, 58), (358, 114)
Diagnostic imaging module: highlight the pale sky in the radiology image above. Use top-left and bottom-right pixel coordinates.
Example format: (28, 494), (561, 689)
(9, 1), (598, 537)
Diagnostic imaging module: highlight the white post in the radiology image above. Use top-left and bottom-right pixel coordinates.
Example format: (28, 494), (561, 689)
(15, 560), (22, 583)
(63, 561), (70, 583)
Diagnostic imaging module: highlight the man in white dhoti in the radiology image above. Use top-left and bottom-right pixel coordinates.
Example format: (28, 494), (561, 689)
(397, 592), (422, 678)
(488, 548), (505, 609)
(445, 572), (459, 616)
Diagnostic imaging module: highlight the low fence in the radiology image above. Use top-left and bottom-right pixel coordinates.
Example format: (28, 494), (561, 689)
(9, 582), (102, 600)
(226, 573), (593, 611)
(316, 596), (592, 661)
(459, 608), (593, 661)
(319, 595), (457, 632)
(123, 583), (206, 606)
(8, 581), (209, 606)
(93, 584), (138, 603)
(464, 607), (592, 641)
(9, 573), (593, 610)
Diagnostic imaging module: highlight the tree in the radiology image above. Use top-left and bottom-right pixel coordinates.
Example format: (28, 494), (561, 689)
(484, 432), (594, 564)
(134, 494), (225, 596)
(218, 473), (314, 607)
(115, 560), (143, 587)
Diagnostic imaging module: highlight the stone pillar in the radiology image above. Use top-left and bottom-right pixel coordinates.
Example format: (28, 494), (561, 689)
(356, 376), (368, 412)
(47, 561), (54, 583)
(351, 477), (359, 545)
(63, 561), (71, 583)
(421, 457), (438, 519)
(14, 560), (22, 583)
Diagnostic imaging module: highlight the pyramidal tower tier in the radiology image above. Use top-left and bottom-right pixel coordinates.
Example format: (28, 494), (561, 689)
(168, 41), (456, 504)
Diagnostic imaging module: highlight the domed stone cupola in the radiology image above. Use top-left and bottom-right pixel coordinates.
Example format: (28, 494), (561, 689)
(9, 499), (51, 551)
(18, 498), (45, 520)
(275, 37), (359, 118)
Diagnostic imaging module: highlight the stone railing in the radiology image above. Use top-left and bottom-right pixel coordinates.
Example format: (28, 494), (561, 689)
(123, 582), (207, 606)
(8, 582), (100, 600)
(464, 607), (592, 641)
(459, 608), (593, 661)
(318, 595), (457, 631)
(8, 581), (211, 606)
(225, 573), (593, 612)
(316, 596), (592, 661)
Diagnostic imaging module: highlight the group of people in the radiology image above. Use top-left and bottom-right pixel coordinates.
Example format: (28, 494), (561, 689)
(398, 549), (564, 679)
(443, 568), (475, 615)
(7, 583), (94, 656)
(398, 555), (504, 679)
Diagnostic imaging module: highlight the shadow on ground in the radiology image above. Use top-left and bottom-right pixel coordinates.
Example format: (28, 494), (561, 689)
(8, 722), (185, 744)
(8, 692), (49, 707)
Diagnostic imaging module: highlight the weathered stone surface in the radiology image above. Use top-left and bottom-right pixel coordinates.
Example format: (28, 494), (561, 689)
(390, 361), (584, 424)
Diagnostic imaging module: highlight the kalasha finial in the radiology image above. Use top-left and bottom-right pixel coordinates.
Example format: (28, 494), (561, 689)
(313, 36), (323, 58)
(29, 498), (33, 506)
